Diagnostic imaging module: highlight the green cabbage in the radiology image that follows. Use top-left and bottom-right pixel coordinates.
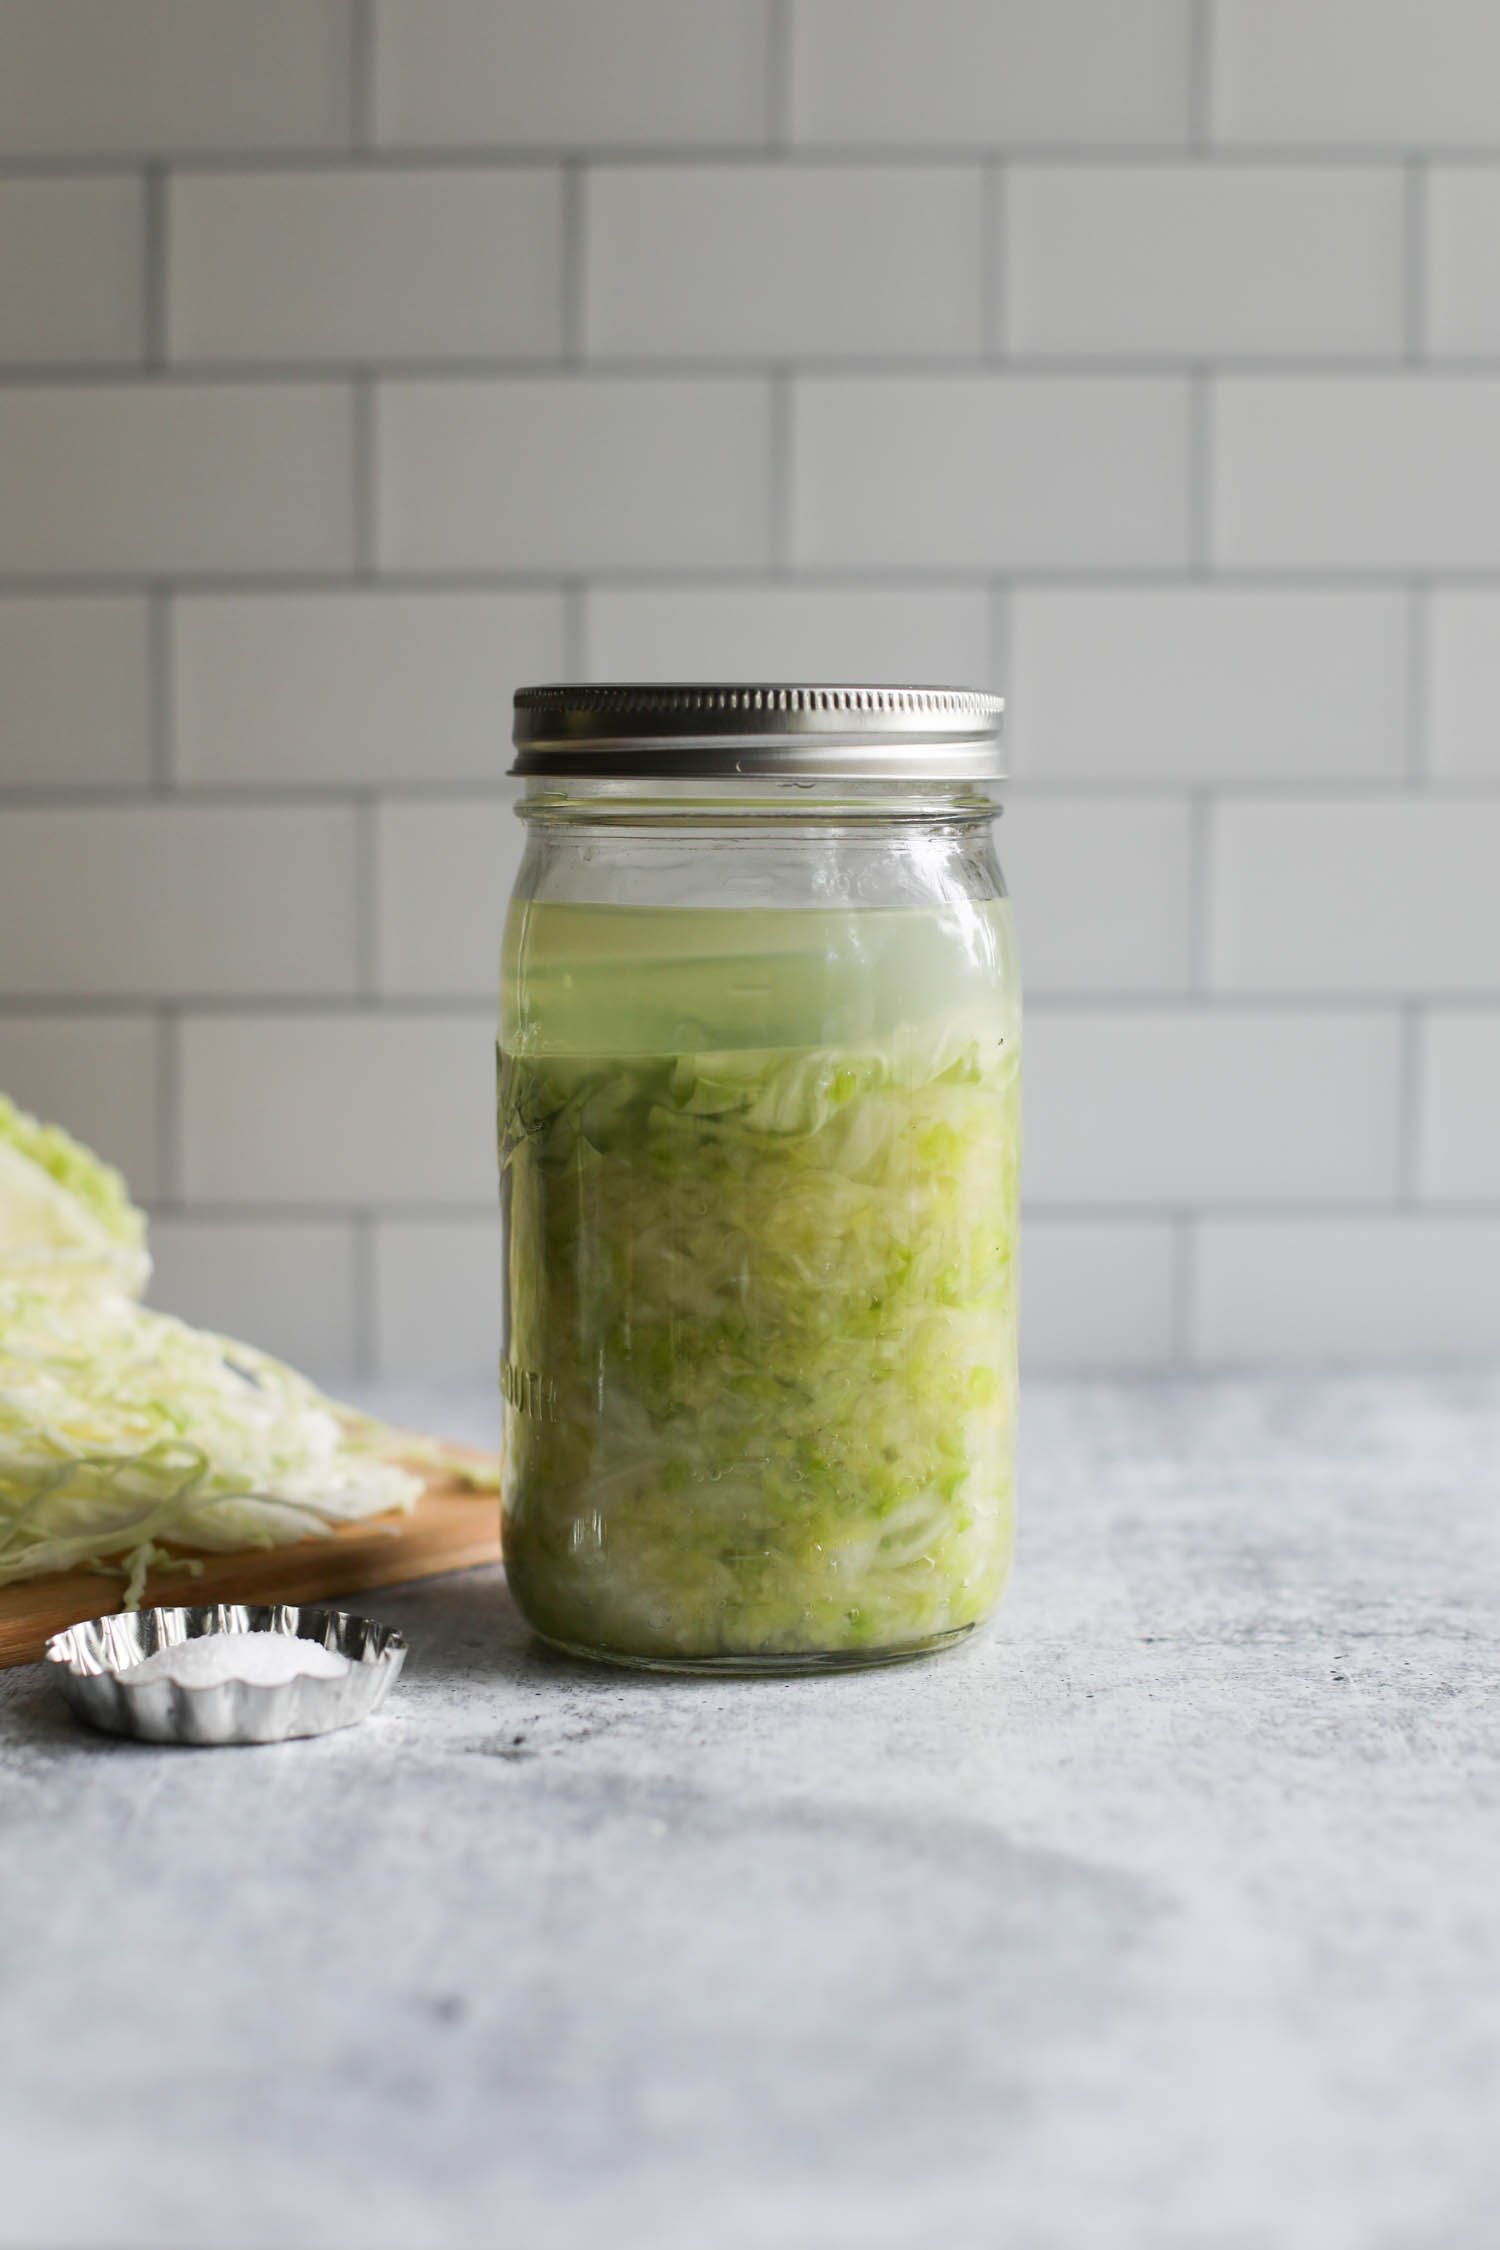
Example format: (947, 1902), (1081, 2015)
(499, 1014), (1020, 1663)
(0, 1096), (421, 1597)
(0, 1093), (148, 1299)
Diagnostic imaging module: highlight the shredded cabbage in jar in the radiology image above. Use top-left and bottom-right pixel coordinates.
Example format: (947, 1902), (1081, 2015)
(499, 903), (1021, 1663)
(0, 1094), (422, 1597)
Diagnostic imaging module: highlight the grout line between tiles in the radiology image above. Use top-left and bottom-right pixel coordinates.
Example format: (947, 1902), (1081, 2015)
(984, 163), (1006, 361)
(350, 0), (376, 154)
(1187, 793), (1213, 991)
(1190, 0), (1214, 150)
(1405, 584), (1429, 784)
(352, 372), (377, 576)
(768, 368), (794, 574)
(13, 566), (1500, 597)
(1396, 1004), (1424, 1204)
(156, 1007), (180, 1204)
(1171, 1215), (1196, 1362)
(146, 585), (173, 790)
(1188, 371), (1212, 572)
(561, 160), (586, 360)
(355, 795), (380, 1001)
(142, 163), (168, 366)
(13, 143), (1500, 176)
(19, 350), (1500, 384)
(352, 1211), (377, 1378)
(1403, 160), (1428, 361)
(767, 0), (792, 148)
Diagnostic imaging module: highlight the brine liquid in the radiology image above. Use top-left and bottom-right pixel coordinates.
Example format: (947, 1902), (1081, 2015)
(502, 901), (1021, 1060)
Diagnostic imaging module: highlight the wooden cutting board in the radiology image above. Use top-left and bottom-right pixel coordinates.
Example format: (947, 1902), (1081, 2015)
(0, 1455), (502, 1668)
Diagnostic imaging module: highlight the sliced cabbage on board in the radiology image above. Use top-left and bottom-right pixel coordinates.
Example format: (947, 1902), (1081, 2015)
(0, 1095), (423, 1600)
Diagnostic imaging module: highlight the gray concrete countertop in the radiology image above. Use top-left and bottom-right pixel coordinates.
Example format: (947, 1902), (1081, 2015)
(2, 1375), (1498, 2250)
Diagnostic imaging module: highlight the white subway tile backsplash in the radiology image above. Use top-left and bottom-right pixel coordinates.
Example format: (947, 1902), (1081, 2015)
(1429, 594), (1500, 780)
(791, 0), (1193, 148)
(374, 0), (770, 149)
(173, 592), (564, 789)
(1010, 589), (1407, 781)
(169, 170), (565, 366)
(0, 178), (143, 366)
(1022, 1008), (1401, 1204)
(1004, 798), (1193, 994)
(1194, 1218), (1500, 1364)
(0, 1015), (159, 1195)
(0, 0), (353, 157)
(0, 385), (354, 577)
(378, 377), (771, 572)
(0, 597), (150, 787)
(0, 3), (1494, 1380)
(1213, 0), (1500, 150)
(1210, 800), (1500, 994)
(0, 806), (358, 998)
(1007, 165), (1402, 360)
(586, 165), (982, 361)
(147, 1219), (358, 1380)
(793, 377), (1191, 570)
(1020, 1220), (1176, 1370)
(1214, 379), (1500, 570)
(376, 799), (520, 997)
(180, 1014), (493, 1204)
(373, 1217), (501, 1381)
(1419, 1011), (1500, 1201)
(1427, 170), (1500, 358)
(584, 584), (992, 683)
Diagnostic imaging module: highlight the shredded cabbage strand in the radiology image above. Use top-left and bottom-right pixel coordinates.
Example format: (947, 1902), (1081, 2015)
(0, 1096), (422, 1593)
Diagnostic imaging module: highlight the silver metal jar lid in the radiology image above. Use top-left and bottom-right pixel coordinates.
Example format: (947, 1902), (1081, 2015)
(510, 683), (1005, 779)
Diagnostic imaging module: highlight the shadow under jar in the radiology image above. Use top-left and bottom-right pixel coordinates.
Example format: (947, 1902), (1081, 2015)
(499, 684), (1020, 1674)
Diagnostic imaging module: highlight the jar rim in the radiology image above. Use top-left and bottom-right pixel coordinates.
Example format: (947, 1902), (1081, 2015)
(510, 682), (1006, 780)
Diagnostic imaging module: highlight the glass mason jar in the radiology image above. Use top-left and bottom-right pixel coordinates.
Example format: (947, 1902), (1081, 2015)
(498, 685), (1020, 1673)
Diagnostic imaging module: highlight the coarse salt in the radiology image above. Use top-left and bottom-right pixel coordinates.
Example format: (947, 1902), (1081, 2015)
(121, 1631), (350, 1690)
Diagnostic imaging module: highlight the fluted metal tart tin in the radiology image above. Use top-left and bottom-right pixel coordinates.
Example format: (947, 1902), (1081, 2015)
(45, 1602), (406, 1746)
